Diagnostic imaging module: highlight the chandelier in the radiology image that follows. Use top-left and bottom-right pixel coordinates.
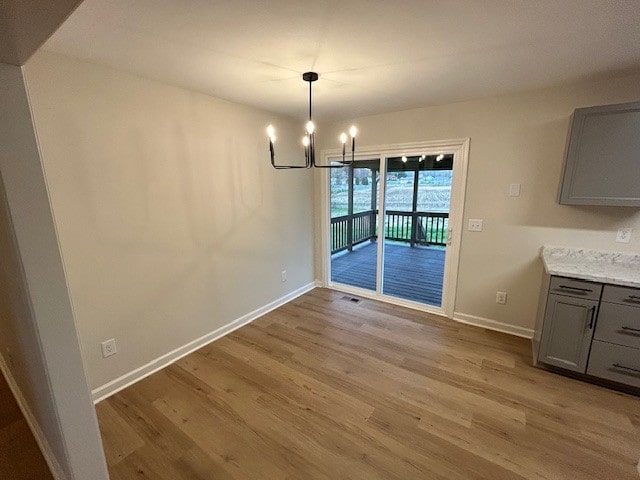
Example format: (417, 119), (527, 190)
(267, 72), (358, 169)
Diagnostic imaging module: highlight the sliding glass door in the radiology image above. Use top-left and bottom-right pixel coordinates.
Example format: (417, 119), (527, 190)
(325, 140), (467, 315)
(381, 155), (452, 307)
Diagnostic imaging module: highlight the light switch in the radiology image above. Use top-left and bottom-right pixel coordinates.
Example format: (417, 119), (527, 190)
(509, 183), (521, 197)
(468, 219), (483, 232)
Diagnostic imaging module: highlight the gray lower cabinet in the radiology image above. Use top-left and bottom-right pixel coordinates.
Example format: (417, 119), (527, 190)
(538, 293), (598, 372)
(537, 276), (640, 392)
(587, 341), (640, 389)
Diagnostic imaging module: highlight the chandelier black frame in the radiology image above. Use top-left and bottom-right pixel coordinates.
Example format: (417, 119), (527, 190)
(267, 72), (357, 169)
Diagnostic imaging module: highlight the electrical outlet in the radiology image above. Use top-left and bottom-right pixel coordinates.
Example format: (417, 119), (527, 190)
(101, 339), (117, 358)
(496, 291), (507, 304)
(468, 219), (483, 232)
(616, 228), (632, 243)
(281, 270), (287, 282)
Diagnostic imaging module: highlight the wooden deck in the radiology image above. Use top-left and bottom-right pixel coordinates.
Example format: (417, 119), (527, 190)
(331, 241), (445, 306)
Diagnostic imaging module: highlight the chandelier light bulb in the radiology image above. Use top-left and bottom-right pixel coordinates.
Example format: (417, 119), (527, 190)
(267, 124), (275, 139)
(436, 153), (444, 162)
(349, 125), (358, 138)
(340, 132), (348, 144)
(402, 155), (408, 163)
(306, 121), (315, 135)
(302, 136), (310, 147)
(420, 154), (426, 161)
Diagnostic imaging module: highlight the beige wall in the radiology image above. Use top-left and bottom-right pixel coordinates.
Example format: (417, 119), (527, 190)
(319, 74), (640, 332)
(24, 51), (314, 391)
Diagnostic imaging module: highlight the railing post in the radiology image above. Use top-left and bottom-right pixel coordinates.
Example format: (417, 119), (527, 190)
(347, 164), (354, 251)
(410, 212), (418, 247)
(370, 168), (377, 242)
(410, 166), (420, 247)
(370, 210), (376, 240)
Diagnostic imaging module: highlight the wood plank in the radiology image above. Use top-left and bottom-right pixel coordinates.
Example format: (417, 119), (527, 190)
(331, 242), (445, 305)
(0, 371), (54, 480)
(96, 288), (640, 479)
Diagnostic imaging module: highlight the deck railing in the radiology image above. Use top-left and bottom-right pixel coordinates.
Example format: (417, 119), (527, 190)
(331, 210), (448, 254)
(331, 210), (377, 253)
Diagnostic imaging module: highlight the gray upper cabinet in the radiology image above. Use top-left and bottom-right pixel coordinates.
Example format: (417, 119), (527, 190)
(559, 101), (640, 206)
(538, 293), (598, 373)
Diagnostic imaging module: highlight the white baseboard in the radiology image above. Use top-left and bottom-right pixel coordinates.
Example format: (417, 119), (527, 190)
(92, 282), (317, 403)
(0, 352), (67, 480)
(453, 312), (534, 339)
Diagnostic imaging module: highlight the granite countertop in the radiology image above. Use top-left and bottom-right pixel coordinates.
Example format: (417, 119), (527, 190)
(541, 246), (640, 288)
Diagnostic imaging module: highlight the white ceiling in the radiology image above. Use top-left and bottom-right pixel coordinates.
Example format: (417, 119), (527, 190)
(44, 0), (640, 121)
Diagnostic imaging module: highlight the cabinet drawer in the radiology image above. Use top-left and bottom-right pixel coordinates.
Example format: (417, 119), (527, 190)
(587, 340), (640, 389)
(594, 302), (640, 349)
(601, 284), (640, 306)
(549, 276), (602, 301)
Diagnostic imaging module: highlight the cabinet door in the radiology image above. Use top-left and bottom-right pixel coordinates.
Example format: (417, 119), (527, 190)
(559, 101), (640, 206)
(538, 294), (598, 373)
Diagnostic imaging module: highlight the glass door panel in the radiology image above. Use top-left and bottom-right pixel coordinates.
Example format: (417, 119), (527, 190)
(381, 154), (453, 306)
(330, 159), (380, 291)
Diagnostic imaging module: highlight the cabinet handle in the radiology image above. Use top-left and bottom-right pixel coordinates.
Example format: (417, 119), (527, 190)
(626, 295), (640, 303)
(612, 363), (640, 375)
(621, 326), (640, 334)
(587, 306), (596, 330)
(558, 285), (592, 293)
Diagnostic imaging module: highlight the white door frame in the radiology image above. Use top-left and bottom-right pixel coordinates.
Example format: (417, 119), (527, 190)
(319, 138), (470, 319)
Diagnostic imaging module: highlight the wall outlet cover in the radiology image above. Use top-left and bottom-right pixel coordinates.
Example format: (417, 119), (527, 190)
(101, 339), (117, 358)
(281, 270), (287, 282)
(468, 219), (483, 232)
(496, 291), (507, 304)
(616, 228), (632, 243)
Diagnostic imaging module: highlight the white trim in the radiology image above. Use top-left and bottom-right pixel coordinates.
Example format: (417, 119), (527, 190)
(319, 168), (330, 285)
(324, 139), (471, 158)
(320, 138), (470, 319)
(442, 138), (470, 317)
(92, 282), (316, 403)
(0, 353), (66, 480)
(453, 312), (534, 339)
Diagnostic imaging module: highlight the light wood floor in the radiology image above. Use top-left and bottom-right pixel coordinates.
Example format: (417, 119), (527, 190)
(96, 288), (640, 479)
(0, 370), (53, 480)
